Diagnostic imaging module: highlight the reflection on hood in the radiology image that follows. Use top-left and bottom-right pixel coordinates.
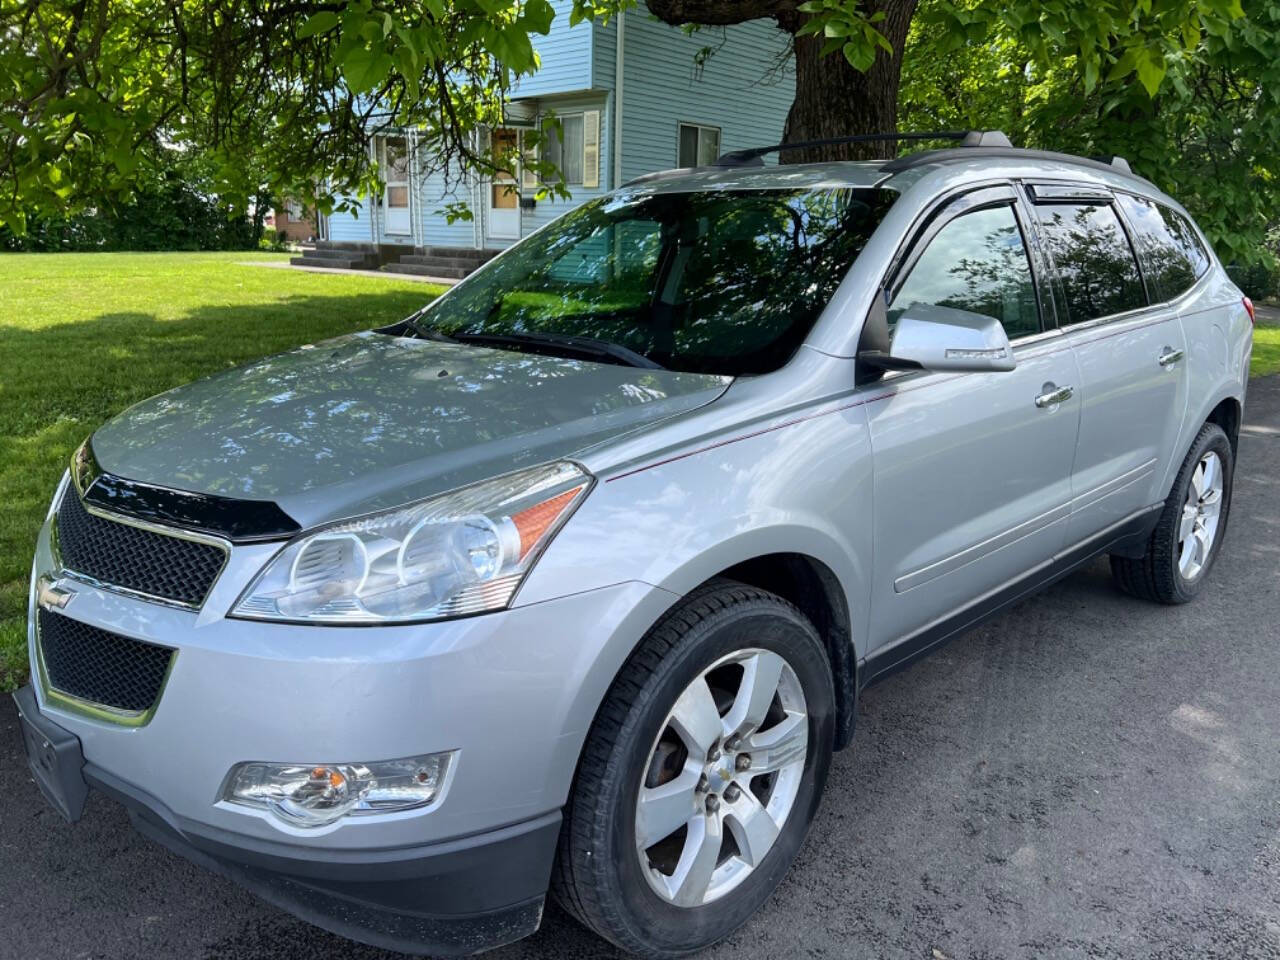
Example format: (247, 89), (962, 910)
(91, 332), (730, 524)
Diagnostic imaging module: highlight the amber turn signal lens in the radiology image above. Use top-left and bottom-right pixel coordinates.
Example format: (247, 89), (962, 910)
(512, 485), (585, 559)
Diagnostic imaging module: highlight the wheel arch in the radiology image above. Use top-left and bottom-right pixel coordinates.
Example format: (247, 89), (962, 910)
(1205, 394), (1242, 457)
(711, 553), (858, 751)
(1161, 386), (1244, 502)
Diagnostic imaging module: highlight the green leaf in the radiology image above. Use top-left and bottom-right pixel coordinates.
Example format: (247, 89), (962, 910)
(1083, 56), (1099, 91)
(494, 25), (537, 72)
(298, 11), (340, 38)
(820, 35), (845, 57)
(340, 46), (393, 94)
(1107, 47), (1137, 82)
(1135, 48), (1167, 96)
(844, 39), (877, 71)
(522, 0), (556, 35)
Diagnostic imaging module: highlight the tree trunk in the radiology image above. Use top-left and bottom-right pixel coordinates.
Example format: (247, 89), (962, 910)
(778, 0), (918, 161)
(646, 0), (918, 163)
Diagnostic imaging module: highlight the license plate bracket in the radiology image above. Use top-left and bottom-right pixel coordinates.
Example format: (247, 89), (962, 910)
(13, 686), (89, 823)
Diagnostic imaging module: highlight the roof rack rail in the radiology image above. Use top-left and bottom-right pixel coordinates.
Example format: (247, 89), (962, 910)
(880, 145), (1143, 180)
(1093, 155), (1132, 173)
(714, 130), (1012, 167)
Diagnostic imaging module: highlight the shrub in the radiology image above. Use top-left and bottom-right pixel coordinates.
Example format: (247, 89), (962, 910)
(1226, 261), (1280, 302)
(0, 172), (263, 252)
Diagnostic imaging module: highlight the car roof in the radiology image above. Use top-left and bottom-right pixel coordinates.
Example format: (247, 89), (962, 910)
(621, 161), (889, 194)
(622, 151), (1173, 208)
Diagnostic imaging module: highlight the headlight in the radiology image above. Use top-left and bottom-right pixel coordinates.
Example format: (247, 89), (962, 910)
(232, 461), (591, 624)
(223, 752), (453, 827)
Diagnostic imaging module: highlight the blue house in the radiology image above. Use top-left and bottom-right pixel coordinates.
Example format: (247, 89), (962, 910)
(314, 5), (794, 277)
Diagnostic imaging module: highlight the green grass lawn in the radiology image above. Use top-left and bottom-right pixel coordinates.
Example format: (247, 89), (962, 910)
(0, 251), (443, 691)
(1253, 318), (1280, 378)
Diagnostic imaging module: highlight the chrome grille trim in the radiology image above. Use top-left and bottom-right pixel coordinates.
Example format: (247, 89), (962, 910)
(52, 485), (231, 611)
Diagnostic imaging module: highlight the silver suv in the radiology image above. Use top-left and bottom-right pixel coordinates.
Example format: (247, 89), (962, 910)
(15, 132), (1253, 958)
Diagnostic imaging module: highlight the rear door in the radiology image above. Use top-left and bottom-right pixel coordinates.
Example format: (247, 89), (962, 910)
(1029, 185), (1189, 545)
(865, 185), (1081, 657)
(1113, 193), (1217, 485)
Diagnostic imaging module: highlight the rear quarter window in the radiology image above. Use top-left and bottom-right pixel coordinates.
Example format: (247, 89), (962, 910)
(1159, 205), (1211, 282)
(1034, 201), (1147, 323)
(1116, 194), (1207, 301)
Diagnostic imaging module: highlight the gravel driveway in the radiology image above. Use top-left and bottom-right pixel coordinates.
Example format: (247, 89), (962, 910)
(4, 377), (1279, 960)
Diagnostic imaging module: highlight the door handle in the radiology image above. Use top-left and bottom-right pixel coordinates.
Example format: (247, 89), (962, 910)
(1158, 347), (1184, 367)
(1035, 384), (1074, 408)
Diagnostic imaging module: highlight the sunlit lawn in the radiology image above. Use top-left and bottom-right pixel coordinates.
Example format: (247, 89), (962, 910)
(1253, 315), (1280, 378)
(0, 251), (442, 690)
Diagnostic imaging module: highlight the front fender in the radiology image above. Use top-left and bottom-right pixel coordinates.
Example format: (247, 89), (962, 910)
(516, 402), (875, 662)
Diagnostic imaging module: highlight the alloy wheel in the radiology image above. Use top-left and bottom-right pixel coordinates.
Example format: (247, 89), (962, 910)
(1178, 450), (1224, 580)
(634, 647), (808, 908)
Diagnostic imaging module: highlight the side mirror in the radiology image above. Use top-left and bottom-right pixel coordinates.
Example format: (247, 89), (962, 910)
(863, 302), (1016, 374)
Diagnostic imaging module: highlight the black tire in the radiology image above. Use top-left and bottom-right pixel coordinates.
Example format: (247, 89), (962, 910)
(551, 579), (835, 958)
(1110, 422), (1234, 604)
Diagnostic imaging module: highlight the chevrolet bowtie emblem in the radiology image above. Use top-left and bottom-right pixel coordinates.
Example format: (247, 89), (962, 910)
(36, 577), (75, 612)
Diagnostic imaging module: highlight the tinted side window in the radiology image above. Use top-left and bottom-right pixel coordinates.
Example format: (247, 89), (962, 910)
(888, 204), (1040, 340)
(1115, 194), (1198, 300)
(1035, 202), (1147, 322)
(1160, 205), (1210, 280)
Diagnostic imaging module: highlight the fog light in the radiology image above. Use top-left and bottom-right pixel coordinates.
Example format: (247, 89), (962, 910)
(223, 752), (453, 827)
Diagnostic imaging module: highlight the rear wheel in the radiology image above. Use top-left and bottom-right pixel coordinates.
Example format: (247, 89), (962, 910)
(552, 580), (835, 958)
(1111, 422), (1234, 604)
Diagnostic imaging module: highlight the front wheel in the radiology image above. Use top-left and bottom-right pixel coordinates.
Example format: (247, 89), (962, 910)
(552, 580), (835, 958)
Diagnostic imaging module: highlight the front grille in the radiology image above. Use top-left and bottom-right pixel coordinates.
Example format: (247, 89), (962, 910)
(37, 609), (174, 714)
(56, 489), (226, 607)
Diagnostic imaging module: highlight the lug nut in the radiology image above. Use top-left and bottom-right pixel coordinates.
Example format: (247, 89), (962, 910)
(695, 773), (709, 793)
(707, 747), (721, 762)
(724, 735), (742, 752)
(724, 783), (742, 802)
(736, 754), (752, 771)
(705, 794), (720, 812)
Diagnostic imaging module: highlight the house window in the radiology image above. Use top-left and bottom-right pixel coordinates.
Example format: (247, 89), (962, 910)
(527, 110), (600, 189)
(545, 115), (585, 184)
(678, 123), (721, 167)
(285, 199), (303, 219)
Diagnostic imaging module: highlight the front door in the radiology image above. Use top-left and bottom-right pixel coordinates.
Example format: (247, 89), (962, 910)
(1029, 189), (1189, 544)
(487, 129), (521, 240)
(864, 187), (1082, 658)
(380, 136), (412, 238)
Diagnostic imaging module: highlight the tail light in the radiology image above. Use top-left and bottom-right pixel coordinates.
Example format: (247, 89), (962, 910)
(1243, 296), (1256, 325)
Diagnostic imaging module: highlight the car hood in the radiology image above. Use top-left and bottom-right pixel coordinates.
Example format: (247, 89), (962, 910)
(91, 332), (730, 527)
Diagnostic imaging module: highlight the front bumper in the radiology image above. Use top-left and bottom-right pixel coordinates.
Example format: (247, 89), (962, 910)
(16, 685), (557, 955)
(24, 510), (679, 952)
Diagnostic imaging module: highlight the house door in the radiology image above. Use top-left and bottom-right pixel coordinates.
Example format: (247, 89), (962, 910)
(487, 129), (521, 240)
(380, 136), (412, 238)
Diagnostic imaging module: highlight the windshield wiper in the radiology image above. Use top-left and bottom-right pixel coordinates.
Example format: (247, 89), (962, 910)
(451, 331), (665, 370)
(402, 311), (459, 343)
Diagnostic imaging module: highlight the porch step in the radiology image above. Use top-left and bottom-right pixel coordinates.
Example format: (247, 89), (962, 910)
(397, 255), (491, 270)
(419, 246), (497, 262)
(384, 262), (471, 280)
(313, 240), (378, 252)
(290, 255), (377, 270)
(385, 246), (498, 280)
(304, 247), (372, 261)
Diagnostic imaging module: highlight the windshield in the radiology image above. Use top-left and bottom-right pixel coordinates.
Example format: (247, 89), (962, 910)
(414, 187), (896, 376)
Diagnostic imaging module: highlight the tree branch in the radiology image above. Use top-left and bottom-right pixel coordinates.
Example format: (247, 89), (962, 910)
(645, 0), (796, 27)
